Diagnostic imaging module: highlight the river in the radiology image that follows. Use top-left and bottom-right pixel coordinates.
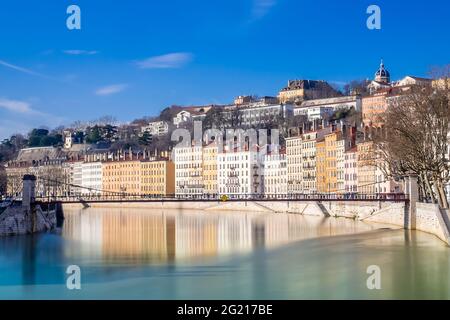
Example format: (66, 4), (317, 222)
(0, 207), (450, 299)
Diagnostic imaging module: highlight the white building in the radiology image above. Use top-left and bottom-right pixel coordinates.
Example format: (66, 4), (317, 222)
(173, 106), (212, 127)
(174, 144), (204, 197)
(294, 95), (362, 120)
(263, 151), (287, 197)
(141, 121), (169, 136)
(69, 161), (83, 195)
(218, 146), (263, 198)
(395, 76), (432, 87)
(344, 148), (358, 194)
(223, 103), (294, 128)
(81, 162), (103, 195)
(286, 135), (303, 195)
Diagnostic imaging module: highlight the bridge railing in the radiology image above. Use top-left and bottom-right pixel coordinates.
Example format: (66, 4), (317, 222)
(35, 192), (409, 203)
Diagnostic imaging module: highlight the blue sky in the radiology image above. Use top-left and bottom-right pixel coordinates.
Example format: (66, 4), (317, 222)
(0, 0), (449, 139)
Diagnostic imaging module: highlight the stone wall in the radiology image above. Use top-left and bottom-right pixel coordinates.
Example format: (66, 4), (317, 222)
(415, 203), (450, 244)
(0, 205), (56, 236)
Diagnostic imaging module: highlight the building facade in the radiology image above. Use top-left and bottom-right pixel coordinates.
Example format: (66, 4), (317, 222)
(278, 80), (339, 104)
(140, 160), (175, 196)
(344, 148), (358, 194)
(286, 135), (303, 194)
(141, 121), (169, 136)
(357, 141), (376, 194)
(223, 103), (294, 128)
(174, 144), (204, 197)
(301, 132), (317, 193)
(218, 146), (262, 198)
(294, 95), (362, 120)
(263, 151), (287, 196)
(202, 143), (219, 196)
(81, 162), (103, 195)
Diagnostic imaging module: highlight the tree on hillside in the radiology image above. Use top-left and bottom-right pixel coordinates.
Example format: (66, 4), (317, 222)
(343, 80), (370, 96)
(138, 131), (153, 146)
(203, 107), (226, 130)
(27, 129), (63, 147)
(159, 106), (182, 123)
(0, 134), (28, 162)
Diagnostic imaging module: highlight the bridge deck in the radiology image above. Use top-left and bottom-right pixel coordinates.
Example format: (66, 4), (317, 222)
(36, 194), (409, 204)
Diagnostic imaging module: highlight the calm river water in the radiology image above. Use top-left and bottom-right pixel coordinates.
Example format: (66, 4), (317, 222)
(1, 207), (450, 299)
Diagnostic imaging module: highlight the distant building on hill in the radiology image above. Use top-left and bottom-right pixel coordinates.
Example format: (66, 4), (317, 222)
(278, 80), (340, 104)
(141, 121), (169, 136)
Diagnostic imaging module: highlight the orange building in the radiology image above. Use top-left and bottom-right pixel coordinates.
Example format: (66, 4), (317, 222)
(362, 86), (411, 128)
(362, 91), (389, 127)
(316, 138), (326, 193)
(324, 132), (339, 193)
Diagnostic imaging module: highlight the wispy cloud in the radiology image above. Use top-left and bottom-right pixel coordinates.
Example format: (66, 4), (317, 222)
(63, 50), (99, 56)
(0, 98), (41, 115)
(95, 84), (128, 96)
(0, 59), (49, 78)
(135, 52), (193, 69)
(251, 0), (277, 20)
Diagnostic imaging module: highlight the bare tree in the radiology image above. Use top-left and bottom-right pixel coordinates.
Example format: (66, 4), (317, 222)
(370, 71), (450, 208)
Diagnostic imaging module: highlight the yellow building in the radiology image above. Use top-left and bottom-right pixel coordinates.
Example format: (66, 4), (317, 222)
(102, 160), (141, 195)
(432, 77), (450, 90)
(278, 80), (338, 104)
(202, 142), (218, 196)
(316, 128), (355, 195)
(140, 160), (175, 196)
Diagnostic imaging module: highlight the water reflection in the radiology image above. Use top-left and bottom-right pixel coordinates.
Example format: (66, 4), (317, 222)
(62, 208), (381, 263)
(2, 208), (450, 299)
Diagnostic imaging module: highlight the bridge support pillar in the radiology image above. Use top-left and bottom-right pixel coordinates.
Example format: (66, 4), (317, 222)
(404, 175), (419, 230)
(22, 175), (37, 232)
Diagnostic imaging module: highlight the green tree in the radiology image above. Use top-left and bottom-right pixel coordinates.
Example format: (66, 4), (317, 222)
(85, 126), (102, 144)
(139, 131), (153, 146)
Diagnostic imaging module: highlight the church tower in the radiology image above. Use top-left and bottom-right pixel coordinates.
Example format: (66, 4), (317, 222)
(374, 59), (390, 83)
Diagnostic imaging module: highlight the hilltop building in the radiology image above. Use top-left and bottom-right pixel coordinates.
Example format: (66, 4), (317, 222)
(173, 106), (212, 127)
(141, 121), (169, 137)
(278, 80), (340, 104)
(294, 95), (362, 120)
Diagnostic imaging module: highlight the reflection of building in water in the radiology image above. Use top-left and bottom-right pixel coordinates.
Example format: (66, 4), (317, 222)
(175, 214), (218, 258)
(217, 215), (253, 254)
(62, 210), (103, 256)
(61, 208), (381, 263)
(101, 212), (175, 262)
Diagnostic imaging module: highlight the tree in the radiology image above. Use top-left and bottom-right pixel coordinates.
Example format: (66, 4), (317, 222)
(138, 131), (153, 146)
(203, 107), (226, 130)
(371, 77), (450, 208)
(343, 80), (370, 96)
(159, 106), (182, 122)
(0, 167), (6, 196)
(85, 126), (102, 144)
(27, 128), (63, 147)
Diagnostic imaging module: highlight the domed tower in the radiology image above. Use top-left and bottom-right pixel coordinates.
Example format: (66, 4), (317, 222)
(375, 59), (390, 83)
